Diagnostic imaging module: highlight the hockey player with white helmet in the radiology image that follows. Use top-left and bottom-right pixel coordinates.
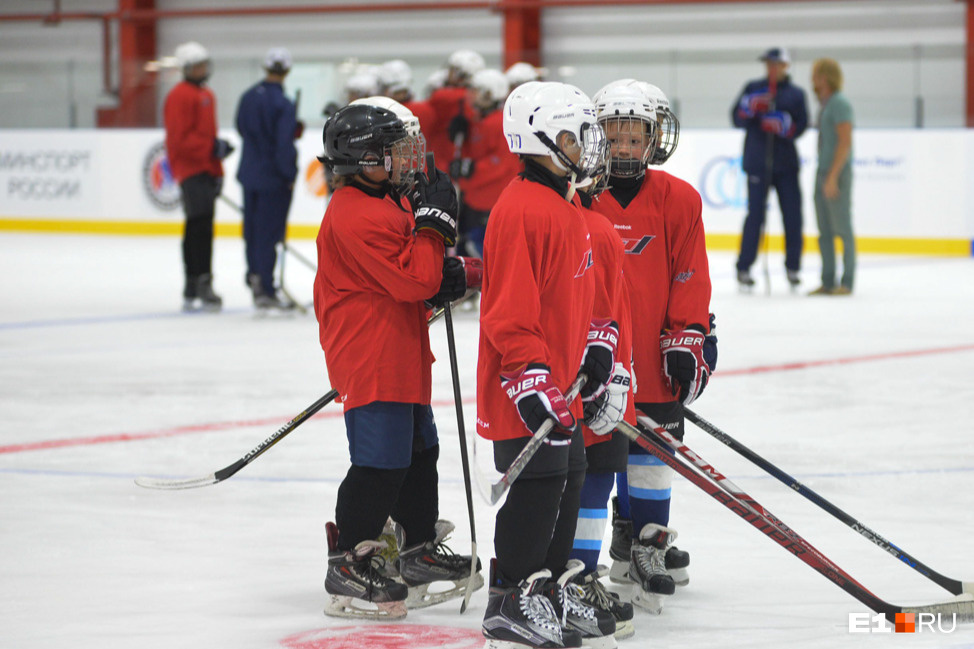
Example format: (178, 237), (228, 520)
(479, 81), (617, 649)
(588, 80), (716, 615)
(447, 48), (486, 86)
(377, 59), (413, 103)
(504, 61), (544, 91)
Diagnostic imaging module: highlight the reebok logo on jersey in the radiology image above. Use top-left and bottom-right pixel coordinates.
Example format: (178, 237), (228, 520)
(621, 235), (655, 255)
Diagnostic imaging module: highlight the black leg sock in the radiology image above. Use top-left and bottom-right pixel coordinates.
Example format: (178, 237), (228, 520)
(335, 464), (408, 552)
(493, 474), (567, 585)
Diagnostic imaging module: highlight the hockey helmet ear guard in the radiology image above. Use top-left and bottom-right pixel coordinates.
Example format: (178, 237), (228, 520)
(594, 81), (659, 179)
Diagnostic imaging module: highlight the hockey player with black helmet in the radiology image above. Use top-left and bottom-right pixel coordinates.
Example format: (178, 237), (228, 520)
(313, 103), (482, 620)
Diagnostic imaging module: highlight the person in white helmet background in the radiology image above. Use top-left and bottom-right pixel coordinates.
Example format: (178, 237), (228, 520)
(426, 49), (483, 173)
(164, 41), (234, 313)
(234, 47), (300, 311)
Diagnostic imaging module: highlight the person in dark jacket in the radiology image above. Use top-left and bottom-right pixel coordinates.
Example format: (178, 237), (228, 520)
(235, 47), (299, 310)
(731, 47), (809, 291)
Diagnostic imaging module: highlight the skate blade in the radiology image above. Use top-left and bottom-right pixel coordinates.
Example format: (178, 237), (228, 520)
(613, 619), (635, 640)
(631, 587), (666, 615)
(323, 594), (407, 619)
(580, 633), (618, 649)
(405, 572), (484, 609)
(668, 566), (689, 587)
(608, 560), (632, 585)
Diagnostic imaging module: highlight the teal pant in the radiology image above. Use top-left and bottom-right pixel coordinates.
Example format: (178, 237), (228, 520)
(814, 167), (855, 290)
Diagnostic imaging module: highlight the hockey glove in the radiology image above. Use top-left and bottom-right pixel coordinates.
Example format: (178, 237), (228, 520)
(212, 138), (235, 160)
(660, 325), (710, 406)
(737, 92), (771, 119)
(583, 363), (630, 436)
(425, 256), (484, 307)
(448, 158), (475, 180)
(412, 166), (459, 246)
(760, 111), (794, 137)
(294, 120), (305, 140)
(703, 313), (718, 373)
(501, 363), (576, 442)
(578, 319), (620, 403)
(448, 113), (470, 143)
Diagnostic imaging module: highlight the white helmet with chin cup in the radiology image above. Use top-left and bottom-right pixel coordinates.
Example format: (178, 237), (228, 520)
(447, 49), (486, 79)
(377, 59), (413, 95)
(175, 41), (209, 71)
(503, 81), (598, 178)
(594, 81), (658, 179)
(504, 61), (541, 89)
(638, 82), (679, 164)
(471, 69), (509, 107)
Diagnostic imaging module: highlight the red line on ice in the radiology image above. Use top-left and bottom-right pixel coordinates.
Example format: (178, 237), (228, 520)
(3, 343), (973, 455)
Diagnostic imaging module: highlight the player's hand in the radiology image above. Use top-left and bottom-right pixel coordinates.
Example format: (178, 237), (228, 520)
(737, 92), (770, 119)
(583, 363), (630, 435)
(660, 326), (710, 406)
(212, 138), (235, 160)
(760, 111), (794, 137)
(412, 154), (459, 246)
(501, 363), (576, 441)
(579, 319), (620, 402)
(425, 256), (483, 307)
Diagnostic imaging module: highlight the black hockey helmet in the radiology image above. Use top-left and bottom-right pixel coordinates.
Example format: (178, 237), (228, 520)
(320, 104), (408, 176)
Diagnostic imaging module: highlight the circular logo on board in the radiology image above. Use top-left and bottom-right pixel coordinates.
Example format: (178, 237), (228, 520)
(142, 141), (181, 210)
(280, 624), (483, 649)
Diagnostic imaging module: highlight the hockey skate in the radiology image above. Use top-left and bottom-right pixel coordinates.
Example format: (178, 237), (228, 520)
(736, 269), (755, 294)
(248, 273), (295, 313)
(629, 524), (677, 614)
(323, 522), (408, 620)
(376, 516), (405, 579)
(607, 498), (633, 585)
(482, 561), (582, 649)
(182, 274), (222, 312)
(787, 269), (801, 293)
(541, 560), (616, 649)
(576, 566), (633, 641)
(397, 519), (483, 609)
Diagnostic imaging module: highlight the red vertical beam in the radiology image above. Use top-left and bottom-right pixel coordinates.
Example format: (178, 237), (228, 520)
(98, 0), (157, 127)
(500, 0), (542, 68)
(967, 0), (974, 126)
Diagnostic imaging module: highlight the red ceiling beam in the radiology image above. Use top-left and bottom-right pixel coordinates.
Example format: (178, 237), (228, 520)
(967, 0), (974, 126)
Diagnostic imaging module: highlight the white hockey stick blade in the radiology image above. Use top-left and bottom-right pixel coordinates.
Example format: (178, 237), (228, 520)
(134, 473), (219, 490)
(902, 593), (974, 624)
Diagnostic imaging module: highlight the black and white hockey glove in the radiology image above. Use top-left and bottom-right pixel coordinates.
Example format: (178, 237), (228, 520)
(501, 363), (576, 442)
(660, 325), (710, 406)
(212, 138), (235, 160)
(579, 319), (620, 403)
(412, 166), (459, 246)
(583, 363), (630, 436)
(425, 256), (484, 308)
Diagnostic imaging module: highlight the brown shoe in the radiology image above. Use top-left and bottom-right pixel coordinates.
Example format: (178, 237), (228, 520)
(832, 286), (852, 295)
(808, 286), (834, 296)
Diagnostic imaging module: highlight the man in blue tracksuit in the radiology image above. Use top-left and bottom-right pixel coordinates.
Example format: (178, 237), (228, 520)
(731, 47), (809, 290)
(235, 47), (299, 309)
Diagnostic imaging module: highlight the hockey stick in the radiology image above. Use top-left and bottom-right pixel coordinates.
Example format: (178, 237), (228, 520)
(441, 302), (478, 613)
(682, 407), (974, 596)
(487, 375), (587, 506)
(135, 306), (454, 490)
(622, 415), (974, 622)
(761, 72), (777, 296)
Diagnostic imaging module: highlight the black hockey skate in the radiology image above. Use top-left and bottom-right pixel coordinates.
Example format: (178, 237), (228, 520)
(482, 560), (582, 649)
(577, 566), (634, 641)
(787, 269), (801, 293)
(323, 521), (408, 620)
(629, 523), (677, 614)
(397, 519), (483, 609)
(737, 269), (756, 294)
(665, 545), (690, 587)
(607, 497), (633, 585)
(541, 560), (617, 649)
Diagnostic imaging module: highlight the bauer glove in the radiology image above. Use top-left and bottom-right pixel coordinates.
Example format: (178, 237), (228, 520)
(583, 363), (630, 436)
(412, 166), (459, 246)
(425, 256), (484, 308)
(501, 363), (576, 442)
(579, 319), (620, 402)
(660, 325), (710, 406)
(736, 92), (771, 119)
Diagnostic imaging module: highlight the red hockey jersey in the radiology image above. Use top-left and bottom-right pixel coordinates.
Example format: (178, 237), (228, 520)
(592, 170), (711, 403)
(163, 81), (223, 182)
(580, 204), (637, 446)
(458, 109), (521, 212)
(313, 184), (445, 410)
(477, 176), (596, 441)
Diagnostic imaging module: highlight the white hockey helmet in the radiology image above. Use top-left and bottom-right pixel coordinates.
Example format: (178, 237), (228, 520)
(471, 68), (510, 107)
(424, 68), (448, 97)
(447, 49), (486, 79)
(344, 71), (380, 102)
(504, 61), (542, 89)
(350, 96), (421, 138)
(594, 81), (658, 178)
(503, 81), (598, 177)
(378, 59), (413, 95)
(638, 82), (680, 164)
(175, 41), (209, 70)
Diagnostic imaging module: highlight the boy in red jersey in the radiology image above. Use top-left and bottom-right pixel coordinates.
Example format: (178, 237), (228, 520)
(314, 104), (481, 620)
(591, 80), (715, 615)
(163, 42), (234, 312)
(479, 81), (618, 649)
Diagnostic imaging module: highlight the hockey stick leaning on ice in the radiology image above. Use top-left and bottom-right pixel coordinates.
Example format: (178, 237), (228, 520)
(487, 375), (587, 506)
(682, 407), (974, 596)
(134, 305), (455, 490)
(620, 416), (974, 623)
(441, 302), (479, 613)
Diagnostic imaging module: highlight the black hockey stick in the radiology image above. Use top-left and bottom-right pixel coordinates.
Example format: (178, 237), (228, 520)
(487, 375), (586, 505)
(441, 302), (478, 613)
(619, 416), (974, 622)
(682, 407), (974, 596)
(135, 306), (454, 490)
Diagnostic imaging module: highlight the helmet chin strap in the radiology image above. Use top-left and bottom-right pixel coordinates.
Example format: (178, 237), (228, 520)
(565, 171), (578, 202)
(534, 130), (589, 189)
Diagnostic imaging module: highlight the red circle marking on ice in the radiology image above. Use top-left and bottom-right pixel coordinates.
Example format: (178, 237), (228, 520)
(280, 624), (483, 649)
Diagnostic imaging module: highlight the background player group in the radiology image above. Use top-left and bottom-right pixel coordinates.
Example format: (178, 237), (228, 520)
(312, 49), (717, 649)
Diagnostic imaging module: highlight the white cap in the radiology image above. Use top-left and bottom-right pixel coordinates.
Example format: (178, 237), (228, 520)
(174, 42), (209, 68)
(263, 47), (292, 73)
(759, 47), (791, 64)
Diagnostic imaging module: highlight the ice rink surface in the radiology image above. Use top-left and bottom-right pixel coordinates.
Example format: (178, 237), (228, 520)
(2, 232), (973, 649)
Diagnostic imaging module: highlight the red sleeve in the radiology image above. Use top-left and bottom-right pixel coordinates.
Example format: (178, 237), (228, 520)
(163, 84), (215, 174)
(664, 180), (712, 331)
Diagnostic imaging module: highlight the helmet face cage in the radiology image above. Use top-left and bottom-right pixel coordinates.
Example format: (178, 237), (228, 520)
(385, 133), (426, 195)
(653, 107), (680, 164)
(577, 121), (610, 193)
(599, 114), (658, 179)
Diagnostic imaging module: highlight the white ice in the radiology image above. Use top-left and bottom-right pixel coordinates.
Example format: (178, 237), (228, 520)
(1, 233), (973, 649)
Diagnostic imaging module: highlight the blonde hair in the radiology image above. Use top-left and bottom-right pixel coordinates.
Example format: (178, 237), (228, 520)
(812, 58), (843, 92)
